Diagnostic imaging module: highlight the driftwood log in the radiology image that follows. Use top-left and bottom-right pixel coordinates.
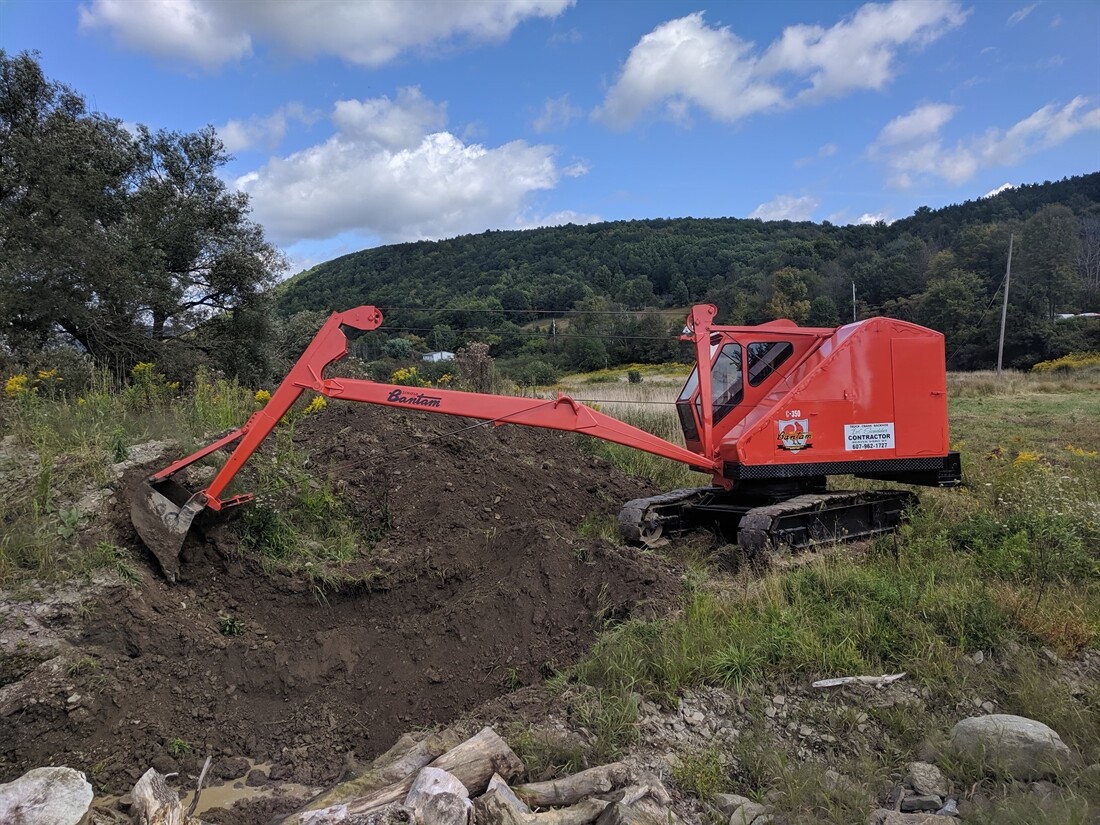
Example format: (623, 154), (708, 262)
(477, 790), (610, 825)
(132, 769), (185, 825)
(300, 727), (522, 824)
(293, 729), (464, 821)
(513, 763), (632, 808)
(404, 767), (471, 825)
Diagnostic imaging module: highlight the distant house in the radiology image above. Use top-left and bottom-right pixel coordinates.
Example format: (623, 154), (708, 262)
(422, 351), (455, 362)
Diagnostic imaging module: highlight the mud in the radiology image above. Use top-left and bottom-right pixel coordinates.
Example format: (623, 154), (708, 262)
(0, 404), (683, 813)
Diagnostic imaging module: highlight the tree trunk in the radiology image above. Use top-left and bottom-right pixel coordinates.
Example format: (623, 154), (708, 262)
(299, 727), (522, 824)
(513, 763), (632, 808)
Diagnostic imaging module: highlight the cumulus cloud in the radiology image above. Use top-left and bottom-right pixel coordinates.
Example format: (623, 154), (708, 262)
(516, 209), (601, 229)
(871, 97), (1100, 188)
(79, 0), (574, 69)
(750, 194), (819, 221)
(236, 90), (562, 245)
(982, 182), (1015, 198)
(78, 0), (251, 70)
(532, 95), (582, 133)
(332, 88), (447, 151)
(218, 102), (318, 153)
(595, 1), (966, 129)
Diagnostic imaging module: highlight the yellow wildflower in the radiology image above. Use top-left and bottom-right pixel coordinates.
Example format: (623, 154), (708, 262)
(1013, 450), (1041, 466)
(255, 389), (272, 405)
(304, 395), (327, 415)
(1065, 444), (1098, 459)
(4, 374), (30, 397)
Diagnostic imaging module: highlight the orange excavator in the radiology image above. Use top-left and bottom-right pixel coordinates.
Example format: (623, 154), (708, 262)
(131, 304), (961, 581)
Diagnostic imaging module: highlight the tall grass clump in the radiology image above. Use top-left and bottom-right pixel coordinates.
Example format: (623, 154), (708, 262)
(0, 362), (257, 586)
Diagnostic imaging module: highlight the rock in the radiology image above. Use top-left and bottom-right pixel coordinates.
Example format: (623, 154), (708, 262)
(1028, 779), (1058, 799)
(935, 798), (959, 817)
(904, 762), (948, 797)
(0, 766), (94, 825)
(868, 811), (949, 824)
(899, 794), (942, 812)
(216, 756), (251, 780)
(969, 651), (984, 665)
(245, 768), (270, 787)
(150, 754), (179, 775)
(822, 769), (859, 800)
(713, 793), (754, 817)
(729, 801), (770, 824)
(597, 798), (686, 825)
(949, 714), (1075, 779)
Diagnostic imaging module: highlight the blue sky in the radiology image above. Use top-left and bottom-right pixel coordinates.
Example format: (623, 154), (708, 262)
(3, 0), (1098, 275)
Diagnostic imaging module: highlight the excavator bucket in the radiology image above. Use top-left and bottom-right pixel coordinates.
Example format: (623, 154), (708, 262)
(129, 477), (208, 583)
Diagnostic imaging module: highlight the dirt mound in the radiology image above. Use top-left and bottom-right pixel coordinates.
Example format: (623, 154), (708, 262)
(0, 404), (682, 805)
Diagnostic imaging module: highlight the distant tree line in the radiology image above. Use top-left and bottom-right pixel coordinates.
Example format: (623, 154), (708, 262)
(278, 174), (1100, 375)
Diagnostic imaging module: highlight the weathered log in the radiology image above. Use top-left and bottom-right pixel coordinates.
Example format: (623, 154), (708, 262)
(487, 773), (531, 814)
(132, 769), (184, 825)
(301, 727), (523, 823)
(294, 802), (416, 824)
(477, 791), (609, 825)
(292, 729), (462, 821)
(404, 767), (470, 825)
(513, 763), (632, 808)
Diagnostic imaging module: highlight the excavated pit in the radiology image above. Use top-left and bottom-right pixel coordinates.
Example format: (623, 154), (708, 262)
(0, 404), (683, 803)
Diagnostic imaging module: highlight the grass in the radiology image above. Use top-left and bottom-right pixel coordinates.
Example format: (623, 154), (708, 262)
(549, 368), (1100, 817)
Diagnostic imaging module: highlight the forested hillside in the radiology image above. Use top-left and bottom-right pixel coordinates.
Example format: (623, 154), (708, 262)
(278, 173), (1100, 373)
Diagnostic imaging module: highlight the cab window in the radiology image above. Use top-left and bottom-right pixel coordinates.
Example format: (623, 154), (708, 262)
(711, 343), (742, 424)
(676, 366), (699, 442)
(747, 341), (793, 386)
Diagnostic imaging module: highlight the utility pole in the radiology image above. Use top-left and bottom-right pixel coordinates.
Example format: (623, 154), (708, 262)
(852, 282), (857, 323)
(996, 233), (1014, 376)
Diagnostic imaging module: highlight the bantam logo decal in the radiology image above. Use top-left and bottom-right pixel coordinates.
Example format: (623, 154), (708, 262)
(387, 388), (442, 408)
(777, 419), (812, 452)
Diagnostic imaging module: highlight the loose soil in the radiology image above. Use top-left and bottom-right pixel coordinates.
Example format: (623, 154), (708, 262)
(0, 404), (683, 810)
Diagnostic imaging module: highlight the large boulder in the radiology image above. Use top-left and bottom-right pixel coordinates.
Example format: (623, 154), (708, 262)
(949, 714), (1074, 779)
(0, 766), (93, 825)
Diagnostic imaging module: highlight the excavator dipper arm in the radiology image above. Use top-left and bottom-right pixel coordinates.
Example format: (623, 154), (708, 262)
(131, 305), (716, 581)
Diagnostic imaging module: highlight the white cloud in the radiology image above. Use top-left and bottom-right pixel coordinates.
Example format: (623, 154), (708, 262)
(217, 102), (318, 153)
(750, 194), (819, 221)
(332, 88), (447, 151)
(876, 103), (958, 145)
(79, 0), (251, 70)
(870, 97), (1100, 187)
(855, 212), (891, 225)
(982, 182), (1015, 198)
(79, 0), (574, 70)
(595, 1), (966, 129)
(562, 160), (590, 177)
(236, 91), (562, 245)
(533, 95), (582, 133)
(1007, 4), (1038, 26)
(516, 209), (600, 229)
